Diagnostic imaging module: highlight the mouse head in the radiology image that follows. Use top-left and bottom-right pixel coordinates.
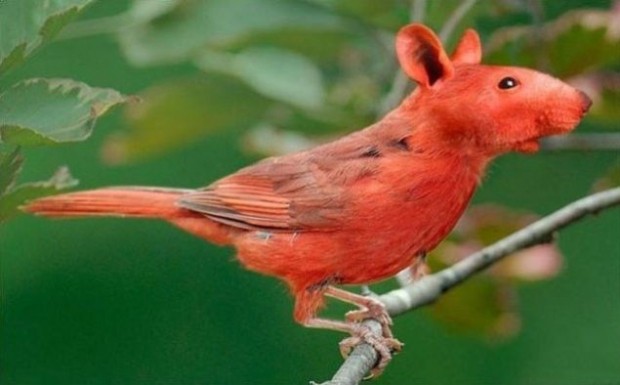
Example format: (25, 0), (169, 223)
(395, 24), (591, 155)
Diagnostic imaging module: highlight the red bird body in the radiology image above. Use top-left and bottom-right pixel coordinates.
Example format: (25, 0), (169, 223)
(25, 24), (591, 362)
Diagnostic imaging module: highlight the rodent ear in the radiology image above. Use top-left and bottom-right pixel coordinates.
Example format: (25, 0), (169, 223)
(396, 23), (455, 88)
(451, 29), (482, 65)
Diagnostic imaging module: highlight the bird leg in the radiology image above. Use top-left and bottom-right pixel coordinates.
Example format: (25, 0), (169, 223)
(324, 286), (394, 338)
(303, 286), (403, 376)
(410, 252), (430, 281)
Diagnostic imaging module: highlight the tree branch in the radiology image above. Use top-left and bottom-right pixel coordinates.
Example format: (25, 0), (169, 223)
(438, 0), (479, 41)
(314, 187), (620, 385)
(541, 133), (620, 151)
(411, 0), (427, 23)
(377, 0), (479, 116)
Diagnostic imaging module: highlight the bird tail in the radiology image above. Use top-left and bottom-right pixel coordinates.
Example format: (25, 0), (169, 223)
(22, 187), (191, 219)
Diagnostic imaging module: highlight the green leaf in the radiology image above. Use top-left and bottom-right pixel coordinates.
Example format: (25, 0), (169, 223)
(197, 47), (325, 110)
(425, 205), (564, 339)
(0, 147), (23, 195)
(225, 29), (356, 65)
(0, 78), (130, 146)
(427, 242), (522, 340)
(242, 123), (319, 156)
(103, 75), (270, 165)
(428, 273), (520, 339)
(0, 0), (96, 76)
(308, 0), (408, 30)
(118, 0), (345, 66)
(0, 166), (77, 222)
(235, 47), (325, 110)
(486, 9), (620, 78)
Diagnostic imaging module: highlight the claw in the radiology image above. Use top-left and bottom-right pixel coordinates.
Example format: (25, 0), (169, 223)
(339, 325), (404, 377)
(344, 295), (394, 338)
(303, 286), (405, 377)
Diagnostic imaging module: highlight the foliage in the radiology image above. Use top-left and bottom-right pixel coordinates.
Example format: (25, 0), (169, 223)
(0, 0), (129, 222)
(427, 205), (563, 339)
(0, 158), (77, 221)
(0, 78), (129, 145)
(485, 6), (620, 123)
(0, 0), (95, 75)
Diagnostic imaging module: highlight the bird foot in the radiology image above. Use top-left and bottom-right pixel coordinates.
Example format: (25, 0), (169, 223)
(315, 286), (404, 376)
(344, 295), (394, 338)
(339, 325), (404, 377)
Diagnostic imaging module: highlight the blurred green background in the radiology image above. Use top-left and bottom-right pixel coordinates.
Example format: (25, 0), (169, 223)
(1, 1), (619, 384)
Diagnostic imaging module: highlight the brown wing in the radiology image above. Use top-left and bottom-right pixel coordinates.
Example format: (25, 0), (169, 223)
(177, 136), (382, 232)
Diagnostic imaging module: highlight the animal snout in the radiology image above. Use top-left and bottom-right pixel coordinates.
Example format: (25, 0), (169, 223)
(578, 90), (592, 113)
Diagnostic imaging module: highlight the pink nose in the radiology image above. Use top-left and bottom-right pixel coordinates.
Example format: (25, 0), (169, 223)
(578, 90), (592, 113)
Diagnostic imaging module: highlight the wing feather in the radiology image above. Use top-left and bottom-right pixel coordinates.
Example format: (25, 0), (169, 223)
(178, 133), (385, 231)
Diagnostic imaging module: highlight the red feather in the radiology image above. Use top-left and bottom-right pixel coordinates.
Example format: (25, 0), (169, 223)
(24, 24), (591, 330)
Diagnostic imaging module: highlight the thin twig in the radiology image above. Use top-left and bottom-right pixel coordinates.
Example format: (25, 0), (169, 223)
(376, 0), (428, 116)
(390, 0), (480, 282)
(438, 0), (479, 41)
(377, 71), (410, 116)
(411, 0), (427, 22)
(311, 320), (382, 385)
(541, 133), (620, 151)
(315, 187), (620, 385)
(57, 13), (133, 40)
(377, 0), (480, 117)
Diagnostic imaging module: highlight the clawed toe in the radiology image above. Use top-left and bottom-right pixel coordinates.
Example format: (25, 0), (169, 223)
(344, 298), (394, 338)
(339, 325), (403, 377)
(312, 286), (404, 376)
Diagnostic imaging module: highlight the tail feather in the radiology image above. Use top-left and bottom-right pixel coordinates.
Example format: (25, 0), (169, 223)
(24, 186), (234, 245)
(23, 187), (190, 219)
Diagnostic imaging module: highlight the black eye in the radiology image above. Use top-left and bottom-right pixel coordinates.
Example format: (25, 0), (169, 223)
(498, 76), (519, 89)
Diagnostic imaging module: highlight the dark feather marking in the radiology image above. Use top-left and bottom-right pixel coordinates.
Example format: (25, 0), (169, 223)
(360, 146), (382, 158)
(390, 137), (411, 151)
